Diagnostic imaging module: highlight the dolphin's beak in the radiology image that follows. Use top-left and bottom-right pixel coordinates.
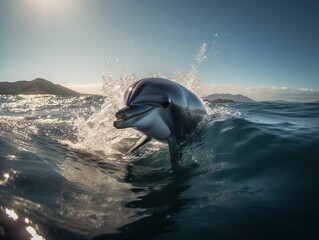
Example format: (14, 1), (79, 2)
(113, 105), (155, 129)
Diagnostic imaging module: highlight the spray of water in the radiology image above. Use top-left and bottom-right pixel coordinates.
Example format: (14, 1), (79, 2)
(71, 69), (140, 154)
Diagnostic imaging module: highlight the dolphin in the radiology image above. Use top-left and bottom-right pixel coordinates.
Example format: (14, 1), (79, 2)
(113, 77), (206, 169)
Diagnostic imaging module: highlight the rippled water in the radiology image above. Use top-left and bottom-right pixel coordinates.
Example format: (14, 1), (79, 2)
(0, 90), (319, 240)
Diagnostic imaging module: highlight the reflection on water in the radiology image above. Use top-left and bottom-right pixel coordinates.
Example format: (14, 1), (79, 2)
(0, 207), (45, 240)
(54, 150), (147, 236)
(0, 149), (195, 240)
(0, 174), (10, 186)
(5, 209), (18, 221)
(0, 171), (18, 187)
(96, 171), (194, 240)
(26, 226), (45, 240)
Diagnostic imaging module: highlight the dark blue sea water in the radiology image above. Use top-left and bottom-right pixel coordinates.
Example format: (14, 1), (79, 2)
(0, 94), (319, 240)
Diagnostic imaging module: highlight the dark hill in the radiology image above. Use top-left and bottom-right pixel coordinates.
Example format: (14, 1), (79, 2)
(203, 93), (254, 106)
(0, 78), (81, 96)
(204, 93), (254, 102)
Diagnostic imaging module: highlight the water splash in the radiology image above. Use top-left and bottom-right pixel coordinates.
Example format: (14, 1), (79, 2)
(195, 42), (207, 63)
(71, 67), (140, 155)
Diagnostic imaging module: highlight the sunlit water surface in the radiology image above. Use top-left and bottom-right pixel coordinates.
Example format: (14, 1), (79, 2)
(0, 73), (319, 240)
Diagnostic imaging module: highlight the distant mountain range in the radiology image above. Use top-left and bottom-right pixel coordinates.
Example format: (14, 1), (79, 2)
(0, 78), (81, 96)
(203, 93), (254, 105)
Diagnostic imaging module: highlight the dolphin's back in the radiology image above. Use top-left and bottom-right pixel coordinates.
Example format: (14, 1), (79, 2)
(138, 78), (206, 111)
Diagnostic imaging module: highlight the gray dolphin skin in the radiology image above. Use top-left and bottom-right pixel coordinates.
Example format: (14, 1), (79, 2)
(113, 77), (207, 169)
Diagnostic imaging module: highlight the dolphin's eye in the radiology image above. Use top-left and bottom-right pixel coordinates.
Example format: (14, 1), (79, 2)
(161, 98), (171, 108)
(150, 98), (171, 108)
(160, 101), (171, 108)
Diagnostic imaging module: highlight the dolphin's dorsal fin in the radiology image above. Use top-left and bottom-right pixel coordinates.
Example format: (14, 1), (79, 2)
(127, 135), (151, 154)
(167, 137), (182, 170)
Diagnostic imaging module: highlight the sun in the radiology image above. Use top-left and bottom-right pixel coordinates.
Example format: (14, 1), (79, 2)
(31, 0), (63, 6)
(29, 0), (70, 12)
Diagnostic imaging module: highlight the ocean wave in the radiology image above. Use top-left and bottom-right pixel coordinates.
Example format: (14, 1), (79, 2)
(1, 93), (319, 239)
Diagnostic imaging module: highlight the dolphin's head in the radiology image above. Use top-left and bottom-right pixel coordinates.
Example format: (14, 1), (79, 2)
(113, 79), (172, 130)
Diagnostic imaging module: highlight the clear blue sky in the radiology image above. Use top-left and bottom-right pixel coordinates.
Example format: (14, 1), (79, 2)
(0, 0), (318, 90)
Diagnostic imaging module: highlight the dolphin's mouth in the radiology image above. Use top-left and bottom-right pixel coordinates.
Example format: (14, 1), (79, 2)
(113, 105), (156, 129)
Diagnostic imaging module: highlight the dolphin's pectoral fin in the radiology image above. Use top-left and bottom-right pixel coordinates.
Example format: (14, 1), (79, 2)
(127, 135), (151, 154)
(167, 137), (182, 170)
